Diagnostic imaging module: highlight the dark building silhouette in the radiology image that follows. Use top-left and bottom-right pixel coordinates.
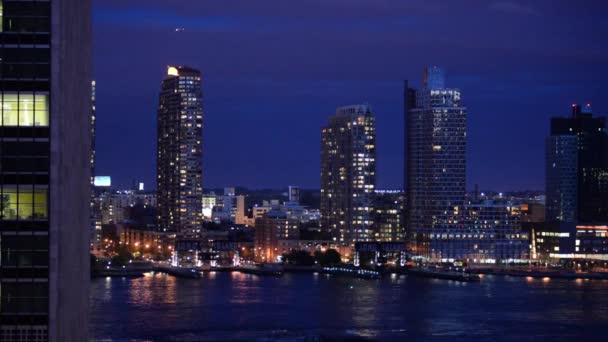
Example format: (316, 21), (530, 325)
(156, 66), (203, 238)
(546, 104), (608, 224)
(0, 0), (92, 340)
(320, 104), (376, 247)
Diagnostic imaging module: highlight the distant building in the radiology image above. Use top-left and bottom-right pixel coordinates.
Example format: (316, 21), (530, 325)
(118, 223), (173, 258)
(526, 222), (573, 260)
(573, 224), (608, 257)
(156, 66), (204, 238)
(546, 104), (608, 224)
(527, 222), (608, 261)
(99, 190), (156, 224)
(204, 190), (255, 225)
(123, 202), (158, 226)
(91, 81), (103, 254)
(235, 195), (248, 225)
(546, 135), (578, 223)
(374, 190), (405, 242)
(464, 201), (529, 263)
(320, 104), (376, 246)
(520, 203), (546, 223)
(542, 104), (608, 261)
(288, 185), (301, 203)
(276, 239), (338, 257)
(202, 194), (217, 220)
(91, 196), (104, 254)
(250, 200), (280, 222)
(406, 67), (467, 260)
(254, 211), (300, 262)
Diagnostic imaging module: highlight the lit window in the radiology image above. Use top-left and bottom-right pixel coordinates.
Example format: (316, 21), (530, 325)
(0, 187), (48, 220)
(1, 93), (49, 126)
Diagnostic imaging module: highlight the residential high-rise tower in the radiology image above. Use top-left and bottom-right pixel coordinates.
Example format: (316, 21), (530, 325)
(156, 66), (203, 238)
(320, 104), (376, 246)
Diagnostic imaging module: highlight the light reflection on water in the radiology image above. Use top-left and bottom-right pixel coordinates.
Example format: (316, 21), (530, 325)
(91, 272), (608, 341)
(128, 273), (177, 306)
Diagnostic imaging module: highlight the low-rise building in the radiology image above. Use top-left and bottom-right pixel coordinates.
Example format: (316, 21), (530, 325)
(118, 223), (173, 258)
(460, 201), (530, 263)
(254, 211), (300, 262)
(532, 223), (608, 261)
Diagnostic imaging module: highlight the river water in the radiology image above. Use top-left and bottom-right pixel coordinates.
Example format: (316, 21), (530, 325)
(90, 271), (608, 341)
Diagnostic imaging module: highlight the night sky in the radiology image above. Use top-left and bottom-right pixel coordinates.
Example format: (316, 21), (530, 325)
(93, 0), (607, 191)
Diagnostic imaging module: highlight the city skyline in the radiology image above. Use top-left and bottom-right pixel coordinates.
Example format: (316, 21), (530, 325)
(93, 0), (608, 191)
(3, 1), (608, 341)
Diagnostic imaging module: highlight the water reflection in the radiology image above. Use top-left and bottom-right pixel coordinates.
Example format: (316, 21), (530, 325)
(125, 273), (177, 307)
(90, 272), (608, 341)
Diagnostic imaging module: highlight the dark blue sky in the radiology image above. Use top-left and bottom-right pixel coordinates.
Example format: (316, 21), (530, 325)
(93, 0), (607, 191)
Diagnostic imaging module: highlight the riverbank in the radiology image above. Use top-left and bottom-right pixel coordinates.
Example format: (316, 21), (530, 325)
(470, 268), (608, 280)
(93, 262), (608, 282)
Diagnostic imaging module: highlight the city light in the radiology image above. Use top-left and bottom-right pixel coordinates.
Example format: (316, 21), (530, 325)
(21, 1), (605, 339)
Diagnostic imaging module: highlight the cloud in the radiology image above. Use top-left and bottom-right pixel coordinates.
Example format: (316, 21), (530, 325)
(489, 1), (540, 16)
(93, 5), (421, 35)
(94, 7), (239, 32)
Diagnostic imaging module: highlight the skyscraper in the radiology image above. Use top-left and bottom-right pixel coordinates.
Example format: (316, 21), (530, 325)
(406, 67), (467, 260)
(545, 135), (578, 223)
(0, 0), (92, 340)
(320, 104), (376, 247)
(546, 104), (608, 224)
(156, 66), (204, 239)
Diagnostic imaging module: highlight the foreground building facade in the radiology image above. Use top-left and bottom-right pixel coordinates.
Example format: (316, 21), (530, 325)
(0, 0), (92, 340)
(320, 104), (376, 246)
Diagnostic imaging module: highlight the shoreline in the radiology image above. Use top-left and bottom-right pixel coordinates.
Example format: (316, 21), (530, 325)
(93, 264), (608, 282)
(470, 268), (608, 280)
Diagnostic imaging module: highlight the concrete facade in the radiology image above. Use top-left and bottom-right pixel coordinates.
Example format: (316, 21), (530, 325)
(49, 0), (92, 341)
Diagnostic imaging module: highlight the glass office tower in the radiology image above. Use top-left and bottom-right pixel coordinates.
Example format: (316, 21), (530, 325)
(546, 135), (578, 223)
(0, 0), (92, 341)
(547, 104), (608, 224)
(320, 104), (376, 246)
(406, 67), (467, 260)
